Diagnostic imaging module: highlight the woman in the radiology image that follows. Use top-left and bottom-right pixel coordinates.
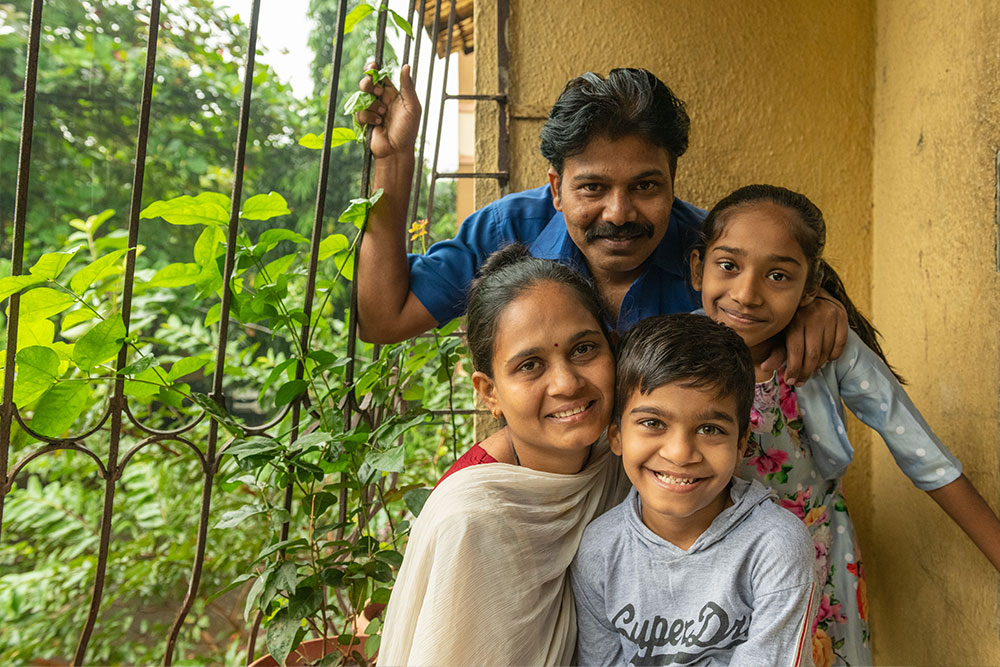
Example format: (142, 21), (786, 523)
(379, 244), (628, 665)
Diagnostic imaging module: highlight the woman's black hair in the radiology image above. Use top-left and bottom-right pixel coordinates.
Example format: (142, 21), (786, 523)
(466, 243), (611, 377)
(694, 184), (904, 383)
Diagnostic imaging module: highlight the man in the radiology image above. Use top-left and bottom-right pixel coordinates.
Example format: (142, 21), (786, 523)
(355, 66), (846, 384)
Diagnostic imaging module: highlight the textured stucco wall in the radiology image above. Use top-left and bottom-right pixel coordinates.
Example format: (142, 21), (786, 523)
(473, 0), (1000, 661)
(871, 1), (1000, 663)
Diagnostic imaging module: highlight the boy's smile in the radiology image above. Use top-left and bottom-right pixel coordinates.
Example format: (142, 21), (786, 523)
(610, 382), (748, 550)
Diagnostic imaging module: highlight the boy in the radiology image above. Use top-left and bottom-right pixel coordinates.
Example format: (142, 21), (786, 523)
(571, 314), (817, 666)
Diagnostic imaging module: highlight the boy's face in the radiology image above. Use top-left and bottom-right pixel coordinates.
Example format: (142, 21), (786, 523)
(609, 381), (748, 549)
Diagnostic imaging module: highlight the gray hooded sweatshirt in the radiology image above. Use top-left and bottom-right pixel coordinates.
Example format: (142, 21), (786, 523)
(571, 477), (816, 666)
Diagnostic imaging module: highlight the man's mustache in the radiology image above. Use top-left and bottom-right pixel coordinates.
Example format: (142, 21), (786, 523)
(585, 221), (655, 242)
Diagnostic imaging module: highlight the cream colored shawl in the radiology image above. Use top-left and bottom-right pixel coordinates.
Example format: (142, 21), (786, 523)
(378, 440), (628, 666)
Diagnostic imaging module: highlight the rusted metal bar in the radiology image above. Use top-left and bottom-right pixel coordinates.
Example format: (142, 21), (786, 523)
(0, 0), (43, 538)
(73, 1), (162, 663)
(408, 0), (426, 83)
(435, 171), (509, 180)
(424, 0), (458, 227)
(164, 0), (263, 663)
(444, 93), (506, 101)
(406, 0), (443, 229)
(496, 0), (511, 192)
(401, 0), (416, 67)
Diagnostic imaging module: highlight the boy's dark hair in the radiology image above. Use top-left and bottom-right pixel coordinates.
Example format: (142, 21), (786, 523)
(613, 313), (755, 437)
(539, 67), (690, 175)
(466, 243), (611, 377)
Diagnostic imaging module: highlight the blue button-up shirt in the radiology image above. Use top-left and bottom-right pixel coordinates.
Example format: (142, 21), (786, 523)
(408, 184), (706, 332)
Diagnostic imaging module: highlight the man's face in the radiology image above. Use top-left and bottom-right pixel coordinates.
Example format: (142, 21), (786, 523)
(548, 134), (676, 286)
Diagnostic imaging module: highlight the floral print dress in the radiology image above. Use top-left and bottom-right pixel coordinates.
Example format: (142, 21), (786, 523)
(740, 370), (871, 667)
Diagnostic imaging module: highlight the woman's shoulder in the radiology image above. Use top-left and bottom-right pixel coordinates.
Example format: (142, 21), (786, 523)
(435, 443), (498, 488)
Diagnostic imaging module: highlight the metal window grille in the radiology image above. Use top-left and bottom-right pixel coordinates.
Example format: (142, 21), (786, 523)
(0, 0), (509, 663)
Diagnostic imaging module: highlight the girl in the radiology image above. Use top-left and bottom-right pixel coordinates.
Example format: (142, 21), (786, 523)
(379, 244), (628, 665)
(690, 184), (1000, 666)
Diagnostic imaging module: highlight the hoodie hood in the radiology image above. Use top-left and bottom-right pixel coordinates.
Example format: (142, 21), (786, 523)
(627, 476), (775, 554)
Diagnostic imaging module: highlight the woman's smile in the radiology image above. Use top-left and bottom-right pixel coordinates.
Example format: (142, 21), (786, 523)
(473, 280), (615, 474)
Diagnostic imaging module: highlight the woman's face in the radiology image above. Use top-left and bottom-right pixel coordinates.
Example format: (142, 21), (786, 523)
(473, 281), (615, 474)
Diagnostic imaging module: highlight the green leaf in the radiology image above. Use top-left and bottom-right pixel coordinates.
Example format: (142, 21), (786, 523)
(241, 192), (290, 221)
(371, 586), (392, 604)
(17, 318), (55, 350)
(0, 275), (46, 303)
(275, 379), (308, 407)
(289, 431), (336, 453)
(62, 308), (96, 329)
(388, 9), (414, 37)
(288, 586), (324, 621)
(275, 561), (297, 592)
(190, 392), (242, 437)
(342, 90), (376, 117)
(69, 208), (115, 235)
(167, 356), (209, 382)
(147, 262), (201, 288)
(333, 251), (355, 281)
(204, 302), (222, 327)
(18, 288), (76, 321)
(404, 487), (432, 517)
(253, 538), (310, 565)
(226, 436), (283, 459)
(365, 444), (404, 473)
(343, 3), (374, 33)
(193, 225), (224, 267)
(139, 193), (230, 226)
(13, 346), (60, 405)
(73, 315), (126, 372)
(265, 608), (301, 667)
(258, 228), (308, 249)
(30, 382), (89, 437)
(259, 253), (296, 285)
(120, 355), (156, 375)
(123, 367), (163, 399)
(298, 128), (356, 150)
(29, 246), (82, 279)
(374, 549), (404, 568)
(317, 233), (349, 261)
(214, 504), (266, 530)
(69, 247), (130, 293)
(244, 571), (269, 621)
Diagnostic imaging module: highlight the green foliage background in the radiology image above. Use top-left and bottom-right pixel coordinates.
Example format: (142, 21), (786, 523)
(0, 0), (468, 664)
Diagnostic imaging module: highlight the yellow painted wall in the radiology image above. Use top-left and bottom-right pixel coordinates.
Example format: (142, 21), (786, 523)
(473, 0), (1000, 662)
(871, 1), (1000, 663)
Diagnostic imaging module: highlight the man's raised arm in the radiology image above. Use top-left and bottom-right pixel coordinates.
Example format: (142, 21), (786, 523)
(355, 63), (438, 343)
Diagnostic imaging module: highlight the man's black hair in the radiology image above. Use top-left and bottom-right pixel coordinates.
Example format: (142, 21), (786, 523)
(539, 67), (690, 175)
(613, 313), (755, 437)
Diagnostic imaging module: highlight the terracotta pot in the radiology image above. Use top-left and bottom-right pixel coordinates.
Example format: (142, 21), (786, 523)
(248, 636), (370, 667)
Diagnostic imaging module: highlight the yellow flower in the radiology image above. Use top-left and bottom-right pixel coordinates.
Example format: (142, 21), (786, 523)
(812, 627), (835, 667)
(803, 505), (828, 527)
(408, 219), (429, 241)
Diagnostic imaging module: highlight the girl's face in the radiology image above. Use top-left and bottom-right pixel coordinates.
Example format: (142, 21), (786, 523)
(472, 281), (615, 474)
(690, 202), (815, 363)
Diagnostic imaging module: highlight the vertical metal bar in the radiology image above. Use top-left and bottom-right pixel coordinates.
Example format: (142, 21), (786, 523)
(407, 0), (443, 228)
(401, 0), (416, 67)
(0, 0), (42, 538)
(496, 0), (510, 193)
(409, 0), (426, 84)
(424, 0), (457, 227)
(72, 1), (162, 663)
(339, 0), (390, 546)
(164, 1), (262, 663)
